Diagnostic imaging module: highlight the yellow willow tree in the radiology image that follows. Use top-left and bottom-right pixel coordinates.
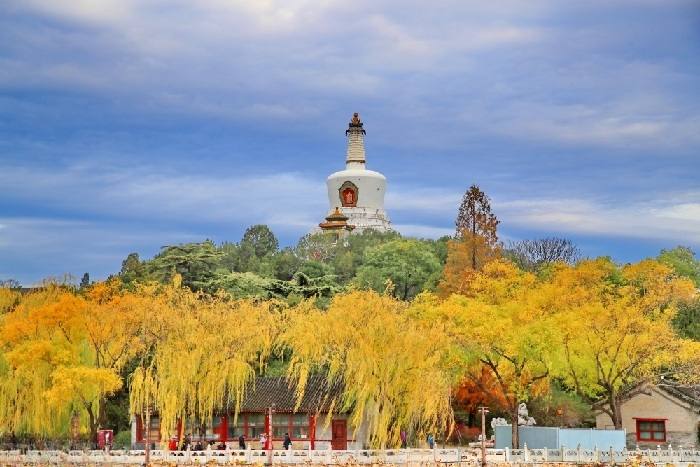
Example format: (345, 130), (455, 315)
(553, 258), (697, 429)
(281, 290), (458, 448)
(0, 280), (116, 438)
(422, 260), (561, 448)
(69, 279), (144, 439)
(0, 278), (133, 440)
(0, 281), (82, 436)
(129, 278), (283, 444)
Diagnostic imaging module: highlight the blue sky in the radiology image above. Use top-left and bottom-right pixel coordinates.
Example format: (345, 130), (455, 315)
(1, 1), (699, 286)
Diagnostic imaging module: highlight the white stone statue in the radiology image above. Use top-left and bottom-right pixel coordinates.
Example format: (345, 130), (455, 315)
(517, 403), (536, 426)
(491, 417), (509, 430)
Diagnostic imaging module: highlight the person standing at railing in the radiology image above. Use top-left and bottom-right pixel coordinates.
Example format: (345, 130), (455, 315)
(283, 433), (291, 450)
(238, 435), (245, 450)
(401, 430), (407, 448)
(259, 433), (267, 450)
(427, 433), (435, 449)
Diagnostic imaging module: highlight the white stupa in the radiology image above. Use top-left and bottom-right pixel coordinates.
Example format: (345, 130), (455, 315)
(317, 113), (392, 234)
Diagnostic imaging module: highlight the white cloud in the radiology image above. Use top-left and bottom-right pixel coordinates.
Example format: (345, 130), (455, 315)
(498, 197), (700, 244)
(392, 223), (453, 239)
(386, 187), (461, 216)
(0, 159), (327, 226)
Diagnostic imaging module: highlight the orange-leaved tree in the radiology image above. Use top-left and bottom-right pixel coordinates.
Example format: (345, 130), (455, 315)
(440, 185), (501, 296)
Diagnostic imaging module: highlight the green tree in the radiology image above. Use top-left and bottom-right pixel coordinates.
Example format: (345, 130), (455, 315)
(147, 241), (222, 292)
(660, 246), (700, 341)
(119, 253), (146, 286)
(218, 242), (241, 272)
(331, 229), (402, 284)
(672, 298), (700, 341)
(657, 246), (700, 287)
(298, 260), (334, 279)
(426, 236), (450, 265)
(353, 238), (442, 301)
(526, 380), (595, 428)
(80, 273), (91, 290)
(240, 225), (279, 260)
(270, 247), (303, 281)
(204, 271), (274, 300)
(294, 230), (402, 286)
(294, 233), (342, 263)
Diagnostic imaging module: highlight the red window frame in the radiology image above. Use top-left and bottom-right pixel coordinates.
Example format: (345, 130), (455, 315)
(634, 417), (667, 442)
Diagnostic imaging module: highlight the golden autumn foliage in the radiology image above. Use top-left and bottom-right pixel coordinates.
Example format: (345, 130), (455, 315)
(281, 290), (458, 448)
(129, 278), (283, 443)
(1, 254), (696, 449)
(425, 260), (556, 447)
(421, 257), (696, 447)
(552, 258), (697, 428)
(0, 284), (84, 436)
(0, 287), (22, 314)
(0, 279), (144, 438)
(439, 235), (502, 297)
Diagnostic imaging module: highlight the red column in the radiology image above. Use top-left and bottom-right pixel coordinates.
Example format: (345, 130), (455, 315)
(309, 414), (316, 450)
(222, 415), (229, 441)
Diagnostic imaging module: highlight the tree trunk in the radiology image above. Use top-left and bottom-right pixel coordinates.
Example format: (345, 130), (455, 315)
(86, 403), (97, 447)
(98, 393), (107, 430)
(611, 395), (623, 429)
(511, 407), (520, 449)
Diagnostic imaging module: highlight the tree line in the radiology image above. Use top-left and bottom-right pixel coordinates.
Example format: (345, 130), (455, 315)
(1, 185), (699, 449)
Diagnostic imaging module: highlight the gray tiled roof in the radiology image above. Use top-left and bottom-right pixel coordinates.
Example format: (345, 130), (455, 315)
(658, 383), (700, 409)
(238, 376), (343, 413)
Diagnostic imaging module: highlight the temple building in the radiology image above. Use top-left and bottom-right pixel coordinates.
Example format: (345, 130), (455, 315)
(316, 113), (392, 236)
